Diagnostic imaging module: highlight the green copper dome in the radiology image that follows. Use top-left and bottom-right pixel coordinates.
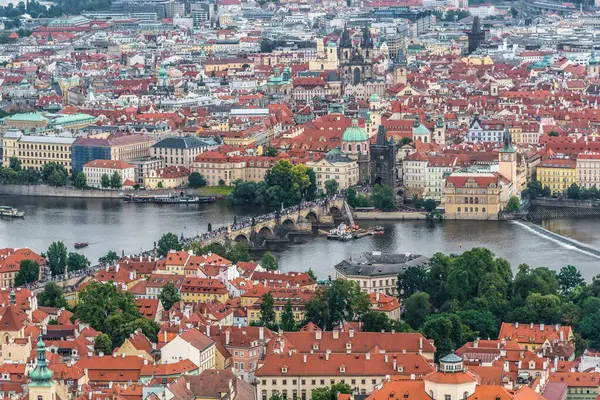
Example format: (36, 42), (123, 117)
(368, 92), (380, 102)
(590, 51), (599, 66)
(342, 119), (368, 142)
(29, 339), (54, 384)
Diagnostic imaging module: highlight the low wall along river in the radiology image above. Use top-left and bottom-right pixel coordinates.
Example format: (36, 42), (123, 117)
(0, 185), (198, 199)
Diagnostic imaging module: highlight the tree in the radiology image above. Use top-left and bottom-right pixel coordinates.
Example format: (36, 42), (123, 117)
(188, 172), (207, 188)
(456, 310), (498, 339)
(264, 146), (278, 157)
(227, 242), (250, 263)
(548, 131), (559, 137)
(403, 292), (430, 329)
(157, 181), (164, 188)
(9, 156), (21, 171)
(567, 183), (580, 200)
(542, 186), (551, 197)
(510, 6), (518, 17)
(15, 259), (39, 285)
(99, 250), (118, 265)
(311, 383), (352, 400)
(37, 282), (67, 308)
(527, 180), (543, 198)
(47, 241), (68, 276)
(423, 199), (437, 212)
(259, 293), (276, 327)
(398, 266), (428, 299)
(110, 171), (122, 189)
(261, 251), (278, 271)
(100, 173), (110, 189)
(346, 187), (358, 208)
(412, 195), (424, 209)
(159, 281), (180, 311)
(157, 232), (181, 257)
(94, 333), (112, 355)
(73, 171), (87, 188)
(307, 268), (317, 281)
(420, 315), (455, 361)
(506, 196), (521, 212)
(525, 293), (561, 323)
(281, 300), (297, 331)
(67, 252), (88, 272)
(362, 311), (401, 333)
(126, 317), (160, 343)
(371, 184), (395, 211)
(558, 265), (585, 294)
(324, 179), (339, 196)
(401, 137), (413, 145)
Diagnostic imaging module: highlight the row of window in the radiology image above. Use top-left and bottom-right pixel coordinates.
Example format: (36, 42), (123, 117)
(457, 207), (487, 213)
(262, 378), (379, 387)
(17, 144), (68, 151)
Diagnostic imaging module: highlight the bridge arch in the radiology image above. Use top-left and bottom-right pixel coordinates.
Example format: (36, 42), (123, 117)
(256, 226), (274, 238)
(329, 205), (342, 217)
(233, 233), (250, 244)
(305, 210), (319, 223)
(281, 218), (296, 228)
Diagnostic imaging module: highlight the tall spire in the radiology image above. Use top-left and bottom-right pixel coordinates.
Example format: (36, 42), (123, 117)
(340, 26), (352, 49)
(9, 289), (15, 305)
(29, 337), (54, 386)
(375, 125), (387, 146)
(502, 126), (515, 152)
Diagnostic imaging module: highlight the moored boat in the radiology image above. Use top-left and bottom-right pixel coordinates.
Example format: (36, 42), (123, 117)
(121, 194), (216, 204)
(74, 242), (89, 249)
(0, 206), (24, 218)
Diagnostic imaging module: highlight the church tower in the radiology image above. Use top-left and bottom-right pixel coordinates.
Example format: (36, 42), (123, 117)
(370, 125), (397, 192)
(393, 49), (407, 86)
(588, 51), (599, 77)
(27, 338), (57, 400)
(499, 126), (518, 196)
(433, 116), (446, 146)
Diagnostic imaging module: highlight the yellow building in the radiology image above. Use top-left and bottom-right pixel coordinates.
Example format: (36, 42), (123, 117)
(537, 158), (577, 195)
(2, 129), (75, 173)
(114, 331), (154, 361)
(180, 277), (229, 303)
(443, 172), (509, 220)
(144, 166), (190, 189)
(246, 288), (314, 324)
(204, 57), (254, 73)
(306, 148), (359, 193)
(309, 39), (339, 71)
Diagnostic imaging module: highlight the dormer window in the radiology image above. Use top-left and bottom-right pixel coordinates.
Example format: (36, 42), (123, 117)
(281, 366), (288, 374)
(339, 365), (346, 373)
(313, 344), (319, 350)
(346, 342), (351, 350)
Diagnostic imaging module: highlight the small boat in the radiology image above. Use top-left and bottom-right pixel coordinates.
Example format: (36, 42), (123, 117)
(74, 242), (89, 249)
(0, 206), (24, 218)
(374, 225), (384, 232)
(327, 223), (354, 241)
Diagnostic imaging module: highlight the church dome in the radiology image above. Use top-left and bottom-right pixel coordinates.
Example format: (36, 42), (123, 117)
(342, 119), (368, 142)
(30, 339), (54, 383)
(368, 93), (380, 102)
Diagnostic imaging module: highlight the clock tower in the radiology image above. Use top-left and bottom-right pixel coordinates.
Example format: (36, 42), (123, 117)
(499, 126), (518, 196)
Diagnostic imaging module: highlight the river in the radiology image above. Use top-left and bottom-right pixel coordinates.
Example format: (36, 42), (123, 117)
(0, 195), (599, 280)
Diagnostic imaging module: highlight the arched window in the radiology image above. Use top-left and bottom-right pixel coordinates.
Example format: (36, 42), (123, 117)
(470, 207), (473, 212)
(475, 197), (479, 204)
(475, 207), (478, 213)
(482, 207), (486, 213)
(348, 144), (352, 152)
(457, 207), (461, 213)
(262, 391), (267, 400)
(464, 197), (468, 204)
(464, 392), (469, 400)
(301, 390), (307, 400)
(469, 197), (473, 204)
(357, 144), (361, 152)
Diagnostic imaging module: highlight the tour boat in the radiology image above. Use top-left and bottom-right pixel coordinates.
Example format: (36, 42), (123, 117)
(74, 242), (89, 249)
(0, 206), (24, 218)
(121, 194), (216, 204)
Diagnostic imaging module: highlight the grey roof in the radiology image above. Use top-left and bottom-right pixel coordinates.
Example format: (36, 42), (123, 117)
(440, 353), (463, 363)
(151, 136), (211, 150)
(334, 252), (429, 277)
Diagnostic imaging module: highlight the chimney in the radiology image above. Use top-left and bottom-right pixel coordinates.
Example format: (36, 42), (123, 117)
(99, 352), (104, 357)
(474, 338), (479, 348)
(225, 331), (230, 345)
(186, 380), (191, 390)
(393, 359), (397, 370)
(143, 358), (148, 365)
(184, 305), (191, 319)
(316, 330), (322, 340)
(560, 330), (564, 341)
(206, 325), (211, 337)
(333, 330), (339, 340)
(515, 322), (519, 328)
(366, 353), (370, 360)
(326, 352), (330, 361)
(163, 331), (167, 343)
(419, 337), (423, 350)
(349, 329), (354, 338)
(376, 292), (380, 301)
(303, 354), (307, 363)
(385, 355), (388, 363)
(259, 326), (265, 340)
(530, 322), (534, 329)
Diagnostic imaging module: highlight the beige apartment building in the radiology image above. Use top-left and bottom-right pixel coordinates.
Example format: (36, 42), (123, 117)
(2, 129), (75, 173)
(306, 148), (359, 193)
(443, 172), (509, 220)
(83, 159), (136, 188)
(576, 152), (600, 189)
(256, 352), (434, 400)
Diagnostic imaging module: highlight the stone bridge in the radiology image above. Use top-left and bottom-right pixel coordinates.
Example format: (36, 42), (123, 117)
(188, 199), (346, 247)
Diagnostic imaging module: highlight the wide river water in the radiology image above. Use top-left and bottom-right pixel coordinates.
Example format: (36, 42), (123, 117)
(0, 195), (599, 280)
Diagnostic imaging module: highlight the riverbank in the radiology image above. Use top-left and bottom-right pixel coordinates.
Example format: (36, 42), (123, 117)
(354, 211), (428, 220)
(0, 184), (199, 199)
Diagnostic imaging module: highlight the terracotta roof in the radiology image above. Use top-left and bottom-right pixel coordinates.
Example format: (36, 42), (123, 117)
(548, 372), (600, 387)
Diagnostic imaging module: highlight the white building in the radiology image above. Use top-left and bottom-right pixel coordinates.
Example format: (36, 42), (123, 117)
(160, 328), (216, 371)
(425, 156), (456, 201)
(83, 159), (135, 188)
(467, 117), (505, 143)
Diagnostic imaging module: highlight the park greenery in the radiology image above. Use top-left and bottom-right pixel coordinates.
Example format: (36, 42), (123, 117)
(76, 281), (160, 348)
(185, 239), (251, 264)
(506, 196), (521, 212)
(157, 232), (182, 257)
(260, 251), (278, 271)
(159, 281), (181, 311)
(15, 260), (39, 286)
(228, 160), (316, 207)
(346, 185), (396, 211)
(67, 252), (89, 272)
(37, 282), (68, 308)
(99, 250), (119, 265)
(188, 172), (207, 188)
(46, 241), (68, 276)
(396, 247), (598, 359)
(0, 159), (68, 186)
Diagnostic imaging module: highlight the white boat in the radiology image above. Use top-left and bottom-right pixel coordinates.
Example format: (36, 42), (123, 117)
(327, 223), (353, 241)
(0, 206), (24, 218)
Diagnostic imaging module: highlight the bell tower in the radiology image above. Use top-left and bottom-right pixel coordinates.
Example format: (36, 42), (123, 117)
(499, 126), (518, 196)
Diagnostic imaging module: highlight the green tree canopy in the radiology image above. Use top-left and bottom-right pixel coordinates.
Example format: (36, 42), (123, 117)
(261, 251), (278, 271)
(47, 241), (67, 276)
(73, 171), (87, 188)
(188, 172), (207, 188)
(94, 333), (113, 355)
(403, 291), (430, 329)
(159, 281), (180, 311)
(281, 300), (297, 331)
(157, 232), (182, 257)
(110, 171), (122, 189)
(324, 179), (339, 196)
(15, 259), (39, 286)
(371, 184), (395, 211)
(37, 282), (67, 308)
(67, 252), (88, 272)
(259, 292), (276, 327)
(100, 173), (110, 189)
(506, 196), (521, 212)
